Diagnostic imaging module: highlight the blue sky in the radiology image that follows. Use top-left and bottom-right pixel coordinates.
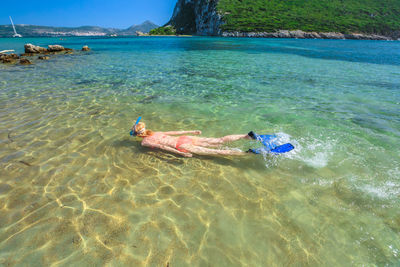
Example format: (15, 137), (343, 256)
(1, 0), (177, 28)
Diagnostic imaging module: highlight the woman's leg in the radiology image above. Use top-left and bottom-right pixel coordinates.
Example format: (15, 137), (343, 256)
(180, 144), (246, 156)
(194, 134), (249, 147)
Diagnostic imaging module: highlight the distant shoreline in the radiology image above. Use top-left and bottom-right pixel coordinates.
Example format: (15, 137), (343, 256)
(146, 35), (192, 37)
(0, 32), (397, 40)
(221, 30), (398, 41)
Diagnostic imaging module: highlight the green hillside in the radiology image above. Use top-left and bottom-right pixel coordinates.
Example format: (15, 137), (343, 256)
(218, 0), (400, 35)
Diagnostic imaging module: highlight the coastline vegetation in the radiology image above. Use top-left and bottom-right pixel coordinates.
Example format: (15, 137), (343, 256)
(149, 26), (177, 36)
(218, 0), (400, 35)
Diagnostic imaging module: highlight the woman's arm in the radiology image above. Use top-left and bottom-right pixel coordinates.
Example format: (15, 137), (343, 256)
(163, 130), (201, 135)
(143, 143), (192, 157)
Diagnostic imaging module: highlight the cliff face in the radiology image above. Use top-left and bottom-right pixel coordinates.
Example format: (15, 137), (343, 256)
(167, 0), (222, 35)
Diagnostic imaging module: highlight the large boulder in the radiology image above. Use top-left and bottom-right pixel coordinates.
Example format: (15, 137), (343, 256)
(47, 45), (65, 52)
(82, 45), (90, 51)
(24, 44), (47, 53)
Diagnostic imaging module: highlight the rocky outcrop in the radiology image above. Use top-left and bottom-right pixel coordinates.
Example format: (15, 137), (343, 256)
(222, 30), (392, 40)
(167, 0), (222, 35)
(24, 44), (47, 53)
(47, 45), (65, 52)
(23, 43), (74, 55)
(2, 43), (86, 65)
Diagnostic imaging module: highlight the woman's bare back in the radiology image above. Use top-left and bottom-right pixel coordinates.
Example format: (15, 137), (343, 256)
(131, 119), (249, 157)
(141, 131), (249, 157)
(141, 132), (179, 148)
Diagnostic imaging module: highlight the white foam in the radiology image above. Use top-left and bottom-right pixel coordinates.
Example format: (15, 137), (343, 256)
(273, 132), (336, 169)
(302, 152), (329, 168)
(362, 184), (391, 199)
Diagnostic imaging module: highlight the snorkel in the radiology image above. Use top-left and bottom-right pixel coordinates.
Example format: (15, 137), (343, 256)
(130, 116), (142, 136)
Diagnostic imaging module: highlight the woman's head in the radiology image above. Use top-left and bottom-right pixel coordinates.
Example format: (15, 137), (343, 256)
(133, 121), (153, 137)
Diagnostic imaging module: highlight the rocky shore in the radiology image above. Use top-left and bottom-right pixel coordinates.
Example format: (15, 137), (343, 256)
(0, 44), (91, 65)
(222, 30), (395, 40)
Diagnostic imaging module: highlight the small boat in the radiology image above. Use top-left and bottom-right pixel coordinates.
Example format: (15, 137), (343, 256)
(9, 16), (22, 38)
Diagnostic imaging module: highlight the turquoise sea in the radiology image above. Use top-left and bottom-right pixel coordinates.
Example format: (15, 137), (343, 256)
(0, 37), (399, 266)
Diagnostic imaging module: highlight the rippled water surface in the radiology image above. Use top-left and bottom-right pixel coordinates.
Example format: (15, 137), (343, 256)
(0, 37), (400, 266)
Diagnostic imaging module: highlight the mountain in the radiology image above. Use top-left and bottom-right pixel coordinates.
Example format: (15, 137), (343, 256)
(166, 0), (400, 39)
(120, 20), (159, 35)
(0, 21), (159, 37)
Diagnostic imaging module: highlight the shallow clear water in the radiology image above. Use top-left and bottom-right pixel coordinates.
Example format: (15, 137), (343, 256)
(0, 37), (399, 266)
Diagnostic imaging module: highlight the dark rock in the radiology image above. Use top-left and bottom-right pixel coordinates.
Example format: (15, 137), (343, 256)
(8, 53), (20, 59)
(19, 58), (32, 65)
(20, 53), (34, 57)
(38, 56), (50, 60)
(2, 58), (16, 64)
(24, 43), (47, 53)
(82, 45), (90, 51)
(1, 53), (19, 64)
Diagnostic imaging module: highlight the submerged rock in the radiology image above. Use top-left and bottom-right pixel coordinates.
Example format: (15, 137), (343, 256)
(82, 45), (90, 51)
(24, 43), (47, 53)
(38, 56), (50, 60)
(20, 53), (35, 57)
(19, 58), (32, 65)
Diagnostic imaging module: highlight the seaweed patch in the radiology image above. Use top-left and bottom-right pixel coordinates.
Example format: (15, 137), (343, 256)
(18, 161), (32, 167)
(8, 131), (14, 142)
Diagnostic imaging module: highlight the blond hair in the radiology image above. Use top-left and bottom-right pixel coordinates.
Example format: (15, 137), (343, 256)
(134, 122), (154, 137)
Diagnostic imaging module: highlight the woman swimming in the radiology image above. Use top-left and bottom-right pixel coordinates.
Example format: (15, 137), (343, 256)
(131, 118), (252, 158)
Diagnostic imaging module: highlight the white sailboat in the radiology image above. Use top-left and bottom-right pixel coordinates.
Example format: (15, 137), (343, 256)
(9, 16), (22, 37)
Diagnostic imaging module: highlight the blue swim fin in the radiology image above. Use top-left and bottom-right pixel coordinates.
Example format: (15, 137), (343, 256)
(270, 143), (295, 153)
(247, 131), (294, 154)
(247, 143), (294, 154)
